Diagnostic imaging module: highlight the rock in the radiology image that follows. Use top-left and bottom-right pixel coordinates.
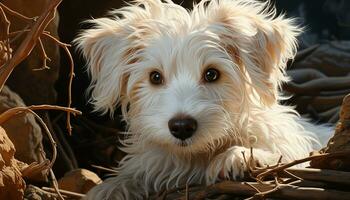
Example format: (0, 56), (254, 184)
(0, 126), (26, 200)
(284, 42), (350, 123)
(292, 41), (350, 76)
(24, 185), (57, 200)
(0, 86), (46, 181)
(310, 94), (350, 170)
(58, 169), (102, 194)
(321, 94), (350, 153)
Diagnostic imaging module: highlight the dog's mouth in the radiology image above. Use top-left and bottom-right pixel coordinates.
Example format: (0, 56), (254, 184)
(174, 139), (193, 147)
(178, 141), (188, 147)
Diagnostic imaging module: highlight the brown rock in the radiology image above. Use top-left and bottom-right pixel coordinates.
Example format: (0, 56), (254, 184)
(310, 94), (350, 170)
(0, 86), (46, 181)
(323, 94), (350, 153)
(58, 169), (102, 194)
(0, 126), (26, 200)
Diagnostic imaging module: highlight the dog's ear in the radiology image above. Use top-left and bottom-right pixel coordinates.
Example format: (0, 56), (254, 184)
(74, 0), (165, 115)
(198, 0), (300, 106)
(74, 18), (136, 115)
(75, 0), (178, 115)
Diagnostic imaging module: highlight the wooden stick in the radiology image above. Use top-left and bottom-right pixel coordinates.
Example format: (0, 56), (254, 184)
(8, 30), (77, 134)
(42, 187), (86, 198)
(0, 105), (81, 124)
(91, 164), (119, 174)
(256, 151), (350, 181)
(286, 168), (350, 186)
(49, 169), (64, 200)
(177, 181), (350, 200)
(0, 3), (33, 22)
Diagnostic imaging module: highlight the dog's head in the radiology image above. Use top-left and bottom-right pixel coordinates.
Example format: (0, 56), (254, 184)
(75, 0), (300, 154)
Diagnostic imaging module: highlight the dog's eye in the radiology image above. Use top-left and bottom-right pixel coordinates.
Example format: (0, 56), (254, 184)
(204, 68), (220, 82)
(150, 71), (163, 85)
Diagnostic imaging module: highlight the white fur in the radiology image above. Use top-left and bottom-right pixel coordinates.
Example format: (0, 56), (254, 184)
(74, 0), (333, 199)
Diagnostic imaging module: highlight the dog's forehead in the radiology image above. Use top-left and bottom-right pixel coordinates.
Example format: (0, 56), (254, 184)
(142, 30), (226, 77)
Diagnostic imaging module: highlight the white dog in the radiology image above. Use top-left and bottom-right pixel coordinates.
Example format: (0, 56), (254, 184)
(75, 0), (332, 199)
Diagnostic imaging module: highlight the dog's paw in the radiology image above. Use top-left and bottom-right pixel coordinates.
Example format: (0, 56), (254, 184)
(207, 146), (250, 181)
(206, 146), (279, 183)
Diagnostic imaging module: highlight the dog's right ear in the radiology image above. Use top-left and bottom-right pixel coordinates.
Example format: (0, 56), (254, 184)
(75, 18), (135, 115)
(75, 0), (170, 116)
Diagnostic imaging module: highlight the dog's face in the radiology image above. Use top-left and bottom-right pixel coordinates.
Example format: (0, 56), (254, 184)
(76, 0), (299, 154)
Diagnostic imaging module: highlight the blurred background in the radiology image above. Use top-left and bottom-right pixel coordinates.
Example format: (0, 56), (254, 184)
(1, 0), (349, 191)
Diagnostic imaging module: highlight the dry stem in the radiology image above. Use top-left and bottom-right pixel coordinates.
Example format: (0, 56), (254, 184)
(0, 2), (33, 22)
(33, 37), (50, 71)
(49, 169), (64, 200)
(8, 29), (76, 134)
(256, 151), (350, 181)
(42, 187), (86, 198)
(91, 164), (119, 174)
(0, 105), (81, 199)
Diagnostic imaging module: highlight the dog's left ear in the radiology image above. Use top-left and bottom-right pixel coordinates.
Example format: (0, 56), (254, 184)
(199, 0), (300, 106)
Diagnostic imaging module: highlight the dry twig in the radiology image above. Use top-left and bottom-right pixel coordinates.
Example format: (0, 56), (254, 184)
(91, 164), (119, 174)
(0, 105), (81, 199)
(0, 2), (33, 22)
(0, 2), (82, 199)
(0, 1), (76, 134)
(256, 151), (350, 181)
(42, 187), (86, 199)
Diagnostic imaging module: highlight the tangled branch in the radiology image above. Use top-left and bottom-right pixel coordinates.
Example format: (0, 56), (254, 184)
(0, 0), (76, 134)
(0, 1), (80, 199)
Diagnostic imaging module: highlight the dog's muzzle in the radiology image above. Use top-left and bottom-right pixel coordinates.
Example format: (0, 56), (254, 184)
(168, 114), (197, 140)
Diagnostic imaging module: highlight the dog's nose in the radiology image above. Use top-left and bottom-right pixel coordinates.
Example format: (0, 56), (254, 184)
(168, 115), (197, 140)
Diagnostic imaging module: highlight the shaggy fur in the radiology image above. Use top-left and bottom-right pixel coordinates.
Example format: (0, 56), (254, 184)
(75, 0), (332, 199)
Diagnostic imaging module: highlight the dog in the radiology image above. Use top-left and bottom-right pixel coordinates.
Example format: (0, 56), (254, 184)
(75, 0), (332, 199)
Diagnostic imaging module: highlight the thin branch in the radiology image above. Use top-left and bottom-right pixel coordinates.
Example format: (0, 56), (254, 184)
(0, 105), (81, 124)
(42, 187), (86, 198)
(91, 164), (119, 174)
(7, 29), (76, 134)
(40, 32), (75, 134)
(256, 151), (350, 181)
(33, 37), (50, 71)
(49, 169), (64, 200)
(8, 29), (51, 38)
(0, 105), (81, 172)
(43, 33), (74, 134)
(0, 3), (34, 22)
(180, 181), (350, 200)
(27, 109), (57, 169)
